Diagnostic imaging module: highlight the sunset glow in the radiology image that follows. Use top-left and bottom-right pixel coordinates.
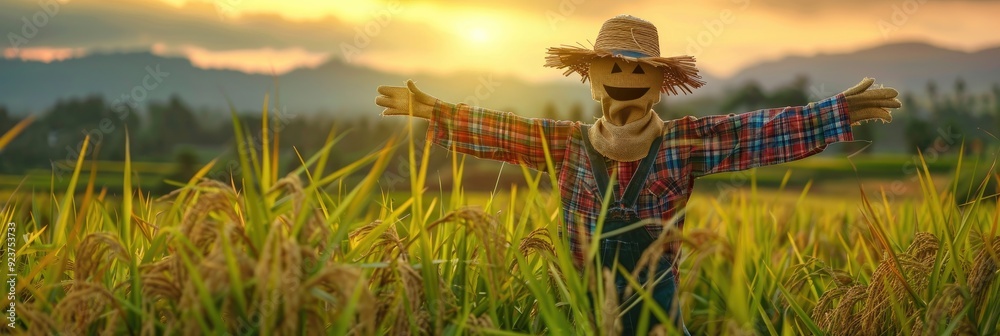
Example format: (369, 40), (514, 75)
(151, 44), (330, 75)
(3, 47), (87, 63)
(2, 0), (998, 79)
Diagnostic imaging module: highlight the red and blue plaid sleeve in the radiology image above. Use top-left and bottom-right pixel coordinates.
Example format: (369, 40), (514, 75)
(688, 94), (854, 176)
(428, 101), (575, 172)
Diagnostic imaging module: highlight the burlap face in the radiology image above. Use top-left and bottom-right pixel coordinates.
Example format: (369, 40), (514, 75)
(588, 57), (664, 125)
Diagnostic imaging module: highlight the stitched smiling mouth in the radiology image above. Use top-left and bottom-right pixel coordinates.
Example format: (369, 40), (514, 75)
(603, 85), (650, 101)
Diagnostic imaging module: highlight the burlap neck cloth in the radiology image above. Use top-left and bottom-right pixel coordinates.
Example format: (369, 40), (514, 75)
(588, 111), (665, 162)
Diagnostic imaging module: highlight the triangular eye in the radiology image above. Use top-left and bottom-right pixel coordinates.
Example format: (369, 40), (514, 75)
(632, 64), (645, 74)
(611, 63), (622, 73)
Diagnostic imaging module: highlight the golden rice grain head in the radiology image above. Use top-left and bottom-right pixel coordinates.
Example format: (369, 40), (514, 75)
(905, 232), (939, 264)
(860, 270), (904, 336)
(16, 303), (59, 335)
(139, 257), (183, 301)
(301, 264), (377, 334)
(783, 258), (832, 298)
(398, 257), (425, 300)
(178, 187), (241, 252)
(831, 269), (855, 287)
(275, 239), (304, 335)
(918, 285), (967, 335)
(968, 237), (1000, 315)
(53, 282), (118, 333)
(813, 285), (847, 330)
(724, 320), (757, 336)
(348, 220), (380, 241)
(271, 174), (333, 246)
(153, 178), (231, 206)
(74, 233), (130, 281)
(511, 229), (556, 272)
(466, 313), (495, 333)
(828, 284), (867, 336)
(301, 207), (331, 247)
(601, 269), (621, 336)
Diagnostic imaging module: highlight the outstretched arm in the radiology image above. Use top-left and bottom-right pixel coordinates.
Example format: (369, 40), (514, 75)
(375, 80), (574, 172)
(688, 78), (900, 176)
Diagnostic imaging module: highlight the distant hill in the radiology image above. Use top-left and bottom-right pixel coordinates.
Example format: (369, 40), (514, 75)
(722, 42), (1000, 98)
(0, 52), (610, 117)
(1, 42), (997, 117)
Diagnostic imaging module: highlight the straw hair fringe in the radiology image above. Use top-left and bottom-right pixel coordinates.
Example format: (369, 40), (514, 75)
(545, 47), (704, 96)
(545, 15), (705, 95)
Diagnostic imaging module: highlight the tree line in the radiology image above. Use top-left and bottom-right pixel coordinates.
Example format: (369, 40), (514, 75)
(2, 76), (999, 178)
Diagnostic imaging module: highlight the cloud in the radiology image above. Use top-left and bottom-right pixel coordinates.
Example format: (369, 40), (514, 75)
(0, 0), (457, 74)
(1, 0), (351, 52)
(3, 47), (85, 62)
(684, 0), (998, 17)
(151, 44), (330, 74)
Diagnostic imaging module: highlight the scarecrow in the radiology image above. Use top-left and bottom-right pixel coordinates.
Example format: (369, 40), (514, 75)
(375, 14), (900, 335)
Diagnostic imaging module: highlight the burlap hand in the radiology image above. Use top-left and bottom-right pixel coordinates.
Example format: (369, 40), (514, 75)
(375, 80), (439, 119)
(842, 78), (901, 125)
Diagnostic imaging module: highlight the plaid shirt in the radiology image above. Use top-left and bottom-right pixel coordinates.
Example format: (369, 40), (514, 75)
(428, 94), (854, 267)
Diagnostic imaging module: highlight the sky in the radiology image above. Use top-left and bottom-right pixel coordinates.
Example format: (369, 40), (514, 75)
(2, 0), (999, 82)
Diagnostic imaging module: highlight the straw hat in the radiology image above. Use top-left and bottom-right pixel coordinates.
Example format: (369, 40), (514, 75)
(544, 15), (705, 95)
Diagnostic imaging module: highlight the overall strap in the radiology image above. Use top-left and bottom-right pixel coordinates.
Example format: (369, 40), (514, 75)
(581, 125), (613, 202)
(581, 125), (663, 208)
(620, 136), (662, 208)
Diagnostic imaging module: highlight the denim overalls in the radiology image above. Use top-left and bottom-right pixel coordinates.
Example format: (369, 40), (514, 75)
(582, 126), (690, 336)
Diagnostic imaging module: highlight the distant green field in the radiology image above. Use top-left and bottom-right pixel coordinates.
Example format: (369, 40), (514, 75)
(4, 113), (1000, 335)
(0, 154), (976, 194)
(701, 155), (959, 182)
(0, 161), (177, 192)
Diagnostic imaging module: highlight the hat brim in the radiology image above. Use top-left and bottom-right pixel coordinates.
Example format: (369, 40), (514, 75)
(544, 45), (705, 96)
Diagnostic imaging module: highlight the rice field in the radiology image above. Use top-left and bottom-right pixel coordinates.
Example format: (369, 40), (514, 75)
(1, 112), (1000, 335)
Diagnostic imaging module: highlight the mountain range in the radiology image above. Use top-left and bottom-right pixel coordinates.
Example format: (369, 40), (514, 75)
(727, 42), (1000, 100)
(1, 42), (998, 118)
